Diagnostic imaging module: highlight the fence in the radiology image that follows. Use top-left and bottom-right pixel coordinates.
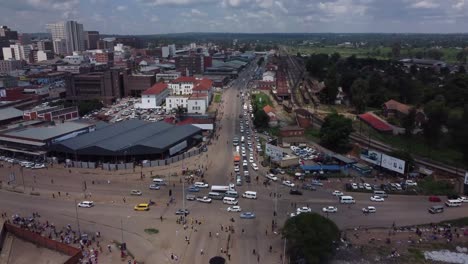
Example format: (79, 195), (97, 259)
(69, 146), (204, 170)
(3, 223), (82, 264)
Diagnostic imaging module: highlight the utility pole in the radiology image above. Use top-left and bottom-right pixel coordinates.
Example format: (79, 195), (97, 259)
(282, 238), (287, 264)
(74, 199), (81, 236)
(20, 166), (25, 191)
(120, 218), (124, 243)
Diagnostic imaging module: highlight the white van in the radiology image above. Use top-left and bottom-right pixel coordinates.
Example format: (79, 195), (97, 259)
(208, 192), (223, 200)
(340, 196), (355, 204)
(241, 136), (245, 143)
(223, 197), (238, 205)
(152, 178), (166, 185)
(373, 190), (388, 198)
(445, 199), (462, 207)
(225, 190), (239, 198)
(242, 191), (257, 199)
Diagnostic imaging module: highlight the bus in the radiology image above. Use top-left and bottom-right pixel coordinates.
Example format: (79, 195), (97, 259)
(211, 185), (231, 193)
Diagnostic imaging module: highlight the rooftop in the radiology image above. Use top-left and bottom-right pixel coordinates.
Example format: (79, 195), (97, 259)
(172, 76), (197, 83)
(0, 107), (23, 122)
(3, 121), (94, 141)
(383, 99), (411, 115)
(142, 83), (168, 95)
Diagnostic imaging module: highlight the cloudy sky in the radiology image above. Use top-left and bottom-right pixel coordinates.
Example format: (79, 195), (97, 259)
(1, 0), (467, 34)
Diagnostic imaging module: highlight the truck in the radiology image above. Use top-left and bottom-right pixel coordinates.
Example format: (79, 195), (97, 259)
(211, 185), (231, 193)
(234, 151), (240, 164)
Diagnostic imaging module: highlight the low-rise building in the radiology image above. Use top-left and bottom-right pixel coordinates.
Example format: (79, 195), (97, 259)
(123, 70), (156, 97)
(165, 96), (189, 112)
(23, 105), (79, 121)
(187, 93), (208, 114)
(0, 60), (24, 74)
(156, 72), (181, 82)
(262, 71), (275, 82)
(136, 83), (169, 109)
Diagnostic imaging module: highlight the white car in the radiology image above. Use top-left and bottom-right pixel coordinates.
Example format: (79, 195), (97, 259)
(362, 206), (376, 213)
(78, 201), (94, 208)
(194, 182), (209, 188)
(282, 181), (295, 187)
(243, 160), (248, 166)
(196, 196), (212, 203)
(351, 183), (358, 190)
(251, 163), (258, 171)
(32, 163), (46, 169)
(234, 166), (240, 172)
(249, 157), (254, 163)
(266, 174), (278, 181)
(296, 207), (312, 213)
(364, 183), (372, 190)
(242, 152), (246, 157)
(322, 206), (338, 213)
(332, 190), (344, 196)
(458, 196), (468, 203)
(405, 180), (418, 186)
(370, 195), (385, 202)
(227, 206), (242, 212)
(290, 211), (301, 217)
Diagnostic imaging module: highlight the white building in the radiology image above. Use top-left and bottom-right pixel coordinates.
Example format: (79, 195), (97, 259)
(169, 76), (197, 95)
(136, 83), (169, 109)
(165, 96), (189, 112)
(162, 46), (170, 58)
(36, 50), (53, 62)
(2, 47), (14, 60)
(187, 93), (208, 114)
(2, 45), (31, 61)
(263, 71), (276, 82)
(63, 55), (84, 65)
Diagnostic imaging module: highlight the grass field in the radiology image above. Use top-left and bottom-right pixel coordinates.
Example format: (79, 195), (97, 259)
(214, 93), (222, 103)
(286, 45), (461, 63)
(252, 92), (272, 109)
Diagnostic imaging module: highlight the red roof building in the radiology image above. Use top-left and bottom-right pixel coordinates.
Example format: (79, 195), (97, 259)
(142, 83), (168, 95)
(172, 76), (197, 83)
(358, 113), (393, 133)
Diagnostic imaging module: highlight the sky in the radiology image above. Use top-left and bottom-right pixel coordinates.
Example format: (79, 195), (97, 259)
(1, 0), (468, 34)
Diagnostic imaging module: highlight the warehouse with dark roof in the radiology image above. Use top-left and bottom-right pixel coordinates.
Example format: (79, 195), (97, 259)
(51, 119), (203, 161)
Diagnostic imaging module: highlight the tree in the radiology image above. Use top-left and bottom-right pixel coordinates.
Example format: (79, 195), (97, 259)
(423, 96), (448, 147)
(391, 42), (401, 59)
(426, 49), (444, 60)
(257, 57), (265, 67)
(322, 66), (339, 104)
(306, 54), (329, 80)
(283, 213), (340, 264)
(319, 113), (354, 152)
(77, 99), (103, 116)
(253, 110), (269, 128)
(456, 50), (467, 64)
(401, 108), (417, 137)
(350, 78), (369, 114)
(451, 105), (468, 166)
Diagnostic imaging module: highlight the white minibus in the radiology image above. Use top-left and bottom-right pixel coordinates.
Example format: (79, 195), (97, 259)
(340, 196), (355, 204)
(223, 197), (238, 205)
(242, 191), (257, 199)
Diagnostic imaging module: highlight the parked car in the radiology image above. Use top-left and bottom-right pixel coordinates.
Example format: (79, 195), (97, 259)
(134, 203), (150, 211)
(458, 196), (468, 203)
(289, 189), (303, 195)
(130, 190), (142, 196)
(251, 163), (258, 171)
(311, 180), (323, 186)
(194, 182), (209, 188)
(240, 212), (256, 219)
(266, 174), (278, 181)
(186, 194), (196, 201)
(187, 186), (200, 192)
(302, 184), (317, 191)
(227, 206), (242, 212)
(405, 180), (418, 186)
(196, 196), (212, 203)
(322, 206), (338, 213)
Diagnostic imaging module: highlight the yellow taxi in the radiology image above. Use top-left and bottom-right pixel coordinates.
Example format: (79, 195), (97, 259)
(134, 203), (150, 211)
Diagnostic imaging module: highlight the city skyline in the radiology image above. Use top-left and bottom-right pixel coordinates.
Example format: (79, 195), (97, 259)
(1, 0), (468, 35)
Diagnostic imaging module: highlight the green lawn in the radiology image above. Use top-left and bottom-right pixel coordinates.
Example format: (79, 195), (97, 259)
(286, 45), (461, 63)
(252, 92), (272, 109)
(214, 93), (222, 103)
(354, 121), (464, 167)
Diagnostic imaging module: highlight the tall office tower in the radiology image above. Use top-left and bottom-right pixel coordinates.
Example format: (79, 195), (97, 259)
(37, 40), (53, 51)
(46, 21), (84, 55)
(0, 26), (18, 40)
(84, 31), (99, 50)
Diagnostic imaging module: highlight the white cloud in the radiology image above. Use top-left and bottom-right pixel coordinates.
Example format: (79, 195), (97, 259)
(191, 8), (206, 16)
(150, 15), (159, 22)
(410, 0), (439, 9)
(140, 0), (215, 7)
(452, 0), (465, 10)
(318, 0), (368, 16)
(274, 1), (288, 13)
(116, 5), (127, 11)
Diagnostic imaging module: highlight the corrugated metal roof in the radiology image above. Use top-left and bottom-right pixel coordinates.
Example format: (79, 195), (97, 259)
(4, 121), (94, 141)
(0, 107), (23, 121)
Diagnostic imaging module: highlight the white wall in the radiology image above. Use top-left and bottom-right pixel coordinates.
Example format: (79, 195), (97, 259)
(187, 98), (207, 114)
(165, 96), (188, 112)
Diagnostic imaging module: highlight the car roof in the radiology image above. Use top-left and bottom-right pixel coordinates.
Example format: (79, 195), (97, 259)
(138, 203), (149, 206)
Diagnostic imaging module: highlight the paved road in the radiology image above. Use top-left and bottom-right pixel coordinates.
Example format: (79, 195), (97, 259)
(1, 60), (467, 264)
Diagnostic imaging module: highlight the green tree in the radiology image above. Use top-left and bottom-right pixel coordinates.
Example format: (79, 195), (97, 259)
(451, 105), (468, 166)
(257, 57), (265, 67)
(423, 95), (448, 147)
(77, 99), (103, 116)
(253, 110), (269, 128)
(306, 54), (329, 80)
(456, 50), (467, 64)
(426, 49), (444, 60)
(319, 113), (354, 152)
(350, 78), (369, 113)
(282, 213), (340, 264)
(322, 66), (339, 104)
(401, 108), (417, 137)
(391, 42), (401, 59)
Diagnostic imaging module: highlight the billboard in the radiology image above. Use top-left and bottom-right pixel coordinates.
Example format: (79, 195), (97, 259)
(265, 143), (283, 161)
(381, 154), (406, 174)
(360, 149), (382, 166)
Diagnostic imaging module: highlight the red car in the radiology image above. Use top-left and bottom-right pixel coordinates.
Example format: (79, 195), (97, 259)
(429, 196), (441, 202)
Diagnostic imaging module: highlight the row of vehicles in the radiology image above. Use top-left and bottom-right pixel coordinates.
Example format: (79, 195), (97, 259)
(0, 156), (47, 169)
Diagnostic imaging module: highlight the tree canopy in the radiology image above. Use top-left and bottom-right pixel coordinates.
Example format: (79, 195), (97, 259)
(319, 113), (354, 152)
(283, 213), (340, 264)
(253, 109), (269, 128)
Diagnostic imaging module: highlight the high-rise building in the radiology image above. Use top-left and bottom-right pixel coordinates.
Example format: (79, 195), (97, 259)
(2, 44), (32, 61)
(46, 21), (84, 55)
(37, 40), (53, 51)
(84, 31), (99, 50)
(0, 26), (18, 40)
(2, 47), (15, 60)
(52, 39), (67, 55)
(175, 55), (204, 76)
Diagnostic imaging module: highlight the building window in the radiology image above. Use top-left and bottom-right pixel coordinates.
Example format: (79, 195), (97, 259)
(148, 100), (150, 103)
